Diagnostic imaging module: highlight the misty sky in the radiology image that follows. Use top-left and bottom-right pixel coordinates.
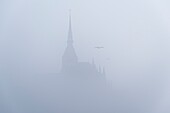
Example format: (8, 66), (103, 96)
(0, 0), (170, 112)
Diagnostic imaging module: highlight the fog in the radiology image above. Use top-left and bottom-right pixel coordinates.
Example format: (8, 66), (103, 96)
(0, 0), (170, 113)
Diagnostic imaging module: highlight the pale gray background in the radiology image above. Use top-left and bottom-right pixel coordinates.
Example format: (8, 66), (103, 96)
(0, 0), (170, 113)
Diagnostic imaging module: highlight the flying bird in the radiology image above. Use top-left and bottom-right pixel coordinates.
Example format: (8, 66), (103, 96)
(95, 46), (104, 49)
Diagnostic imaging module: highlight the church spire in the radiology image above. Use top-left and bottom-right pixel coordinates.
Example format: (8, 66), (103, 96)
(62, 10), (78, 73)
(67, 9), (73, 45)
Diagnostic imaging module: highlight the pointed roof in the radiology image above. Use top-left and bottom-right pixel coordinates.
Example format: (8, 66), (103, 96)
(67, 9), (73, 44)
(62, 10), (78, 68)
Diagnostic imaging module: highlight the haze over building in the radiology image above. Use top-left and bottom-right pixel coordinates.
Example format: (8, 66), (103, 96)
(60, 11), (105, 80)
(53, 12), (114, 113)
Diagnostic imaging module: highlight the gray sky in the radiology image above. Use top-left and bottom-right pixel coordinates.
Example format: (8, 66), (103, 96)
(0, 0), (170, 112)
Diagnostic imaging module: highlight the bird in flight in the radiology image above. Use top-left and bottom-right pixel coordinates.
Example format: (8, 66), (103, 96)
(95, 46), (104, 49)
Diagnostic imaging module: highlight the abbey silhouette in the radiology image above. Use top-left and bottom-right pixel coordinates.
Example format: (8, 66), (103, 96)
(60, 12), (105, 79)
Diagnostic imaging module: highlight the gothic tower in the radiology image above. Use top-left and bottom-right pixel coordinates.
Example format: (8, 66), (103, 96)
(62, 11), (78, 73)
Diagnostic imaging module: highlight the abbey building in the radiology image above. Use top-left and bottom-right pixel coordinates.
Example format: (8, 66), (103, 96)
(60, 13), (105, 79)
